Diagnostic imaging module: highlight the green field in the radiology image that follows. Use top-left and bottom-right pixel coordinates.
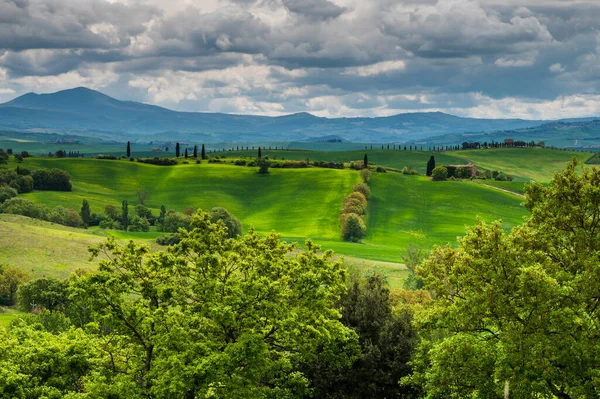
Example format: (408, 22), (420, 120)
(225, 147), (591, 182)
(0, 308), (27, 328)
(5, 156), (528, 262)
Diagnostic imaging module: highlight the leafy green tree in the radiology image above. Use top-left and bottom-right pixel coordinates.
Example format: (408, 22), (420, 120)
(127, 141), (131, 158)
(121, 200), (129, 231)
(127, 215), (150, 232)
(18, 277), (69, 312)
(306, 273), (421, 399)
(0, 186), (17, 204)
(81, 199), (91, 227)
(0, 265), (31, 306)
(159, 211), (190, 232)
(341, 213), (366, 242)
(104, 204), (120, 220)
(430, 166), (447, 181)
(1, 197), (50, 220)
(402, 245), (426, 290)
(201, 144), (206, 159)
(412, 160), (600, 399)
(74, 210), (356, 397)
(209, 207), (242, 238)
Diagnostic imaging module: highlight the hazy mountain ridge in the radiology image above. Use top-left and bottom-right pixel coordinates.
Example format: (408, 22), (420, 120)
(0, 87), (585, 144)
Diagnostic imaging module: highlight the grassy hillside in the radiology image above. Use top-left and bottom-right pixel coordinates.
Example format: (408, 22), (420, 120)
(17, 158), (360, 240)
(224, 147), (590, 182)
(5, 157), (530, 264)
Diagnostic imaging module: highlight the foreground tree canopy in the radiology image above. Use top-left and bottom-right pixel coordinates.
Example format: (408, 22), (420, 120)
(0, 211), (360, 398)
(412, 160), (600, 398)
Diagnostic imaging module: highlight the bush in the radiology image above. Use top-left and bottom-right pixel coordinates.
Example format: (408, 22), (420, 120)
(353, 182), (371, 198)
(341, 213), (366, 242)
(234, 159), (247, 166)
(258, 158), (270, 174)
(15, 175), (34, 193)
(96, 154), (118, 160)
(360, 169), (371, 183)
(156, 233), (181, 246)
(209, 207), (243, 238)
(195, 159), (201, 164)
(127, 216), (150, 232)
(159, 211), (191, 233)
(401, 166), (418, 175)
(431, 166), (448, 181)
(313, 161), (344, 169)
(31, 168), (72, 191)
(0, 186), (17, 204)
(99, 219), (122, 230)
(343, 198), (367, 215)
(137, 157), (178, 166)
(375, 166), (387, 173)
(48, 206), (84, 227)
(1, 198), (50, 220)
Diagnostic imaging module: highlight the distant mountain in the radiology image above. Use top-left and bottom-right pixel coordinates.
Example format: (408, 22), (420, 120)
(408, 120), (600, 148)
(0, 87), (576, 143)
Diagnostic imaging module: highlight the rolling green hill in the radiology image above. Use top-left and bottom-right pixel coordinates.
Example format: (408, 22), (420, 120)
(5, 157), (530, 264)
(226, 147), (591, 182)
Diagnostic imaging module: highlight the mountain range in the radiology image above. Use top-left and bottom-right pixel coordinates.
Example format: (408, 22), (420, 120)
(0, 87), (596, 144)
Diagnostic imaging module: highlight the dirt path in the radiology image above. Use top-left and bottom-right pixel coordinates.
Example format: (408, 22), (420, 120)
(480, 184), (525, 198)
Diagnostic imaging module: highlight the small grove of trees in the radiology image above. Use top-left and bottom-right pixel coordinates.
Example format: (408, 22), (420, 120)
(340, 182), (371, 242)
(0, 198), (84, 228)
(1, 167), (71, 193)
(411, 160), (600, 398)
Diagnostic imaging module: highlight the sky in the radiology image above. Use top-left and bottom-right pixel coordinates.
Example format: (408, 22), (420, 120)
(1, 0), (600, 119)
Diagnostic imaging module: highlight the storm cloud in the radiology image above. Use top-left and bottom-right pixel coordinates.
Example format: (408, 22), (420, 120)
(1, 0), (600, 119)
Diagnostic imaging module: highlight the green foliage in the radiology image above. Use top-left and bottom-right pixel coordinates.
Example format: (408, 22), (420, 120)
(413, 160), (600, 398)
(208, 207), (242, 238)
(0, 186), (17, 204)
(69, 210), (355, 397)
(1, 198), (50, 220)
(360, 168), (371, 183)
(31, 168), (72, 191)
(430, 166), (448, 181)
(401, 166), (418, 175)
(353, 182), (371, 198)
(426, 155), (435, 177)
(341, 213), (367, 242)
(18, 277), (69, 313)
(258, 157), (270, 174)
(80, 199), (91, 227)
(48, 206), (83, 228)
(0, 265), (31, 306)
(159, 211), (190, 232)
(306, 273), (421, 398)
(127, 215), (150, 232)
(121, 200), (129, 230)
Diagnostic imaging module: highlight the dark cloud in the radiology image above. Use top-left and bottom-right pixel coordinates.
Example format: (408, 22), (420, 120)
(1, 0), (600, 118)
(282, 0), (347, 20)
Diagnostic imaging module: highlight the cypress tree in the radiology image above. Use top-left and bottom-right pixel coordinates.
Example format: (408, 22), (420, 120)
(176, 143), (180, 158)
(81, 199), (91, 228)
(258, 147), (262, 159)
(126, 141), (131, 158)
(201, 144), (206, 160)
(158, 205), (166, 225)
(426, 155), (436, 177)
(122, 200), (129, 231)
(185, 148), (188, 159)
(193, 145), (197, 158)
(363, 153), (368, 169)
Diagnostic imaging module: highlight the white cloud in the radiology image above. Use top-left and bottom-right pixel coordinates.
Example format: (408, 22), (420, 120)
(549, 63), (565, 73)
(343, 60), (406, 76)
